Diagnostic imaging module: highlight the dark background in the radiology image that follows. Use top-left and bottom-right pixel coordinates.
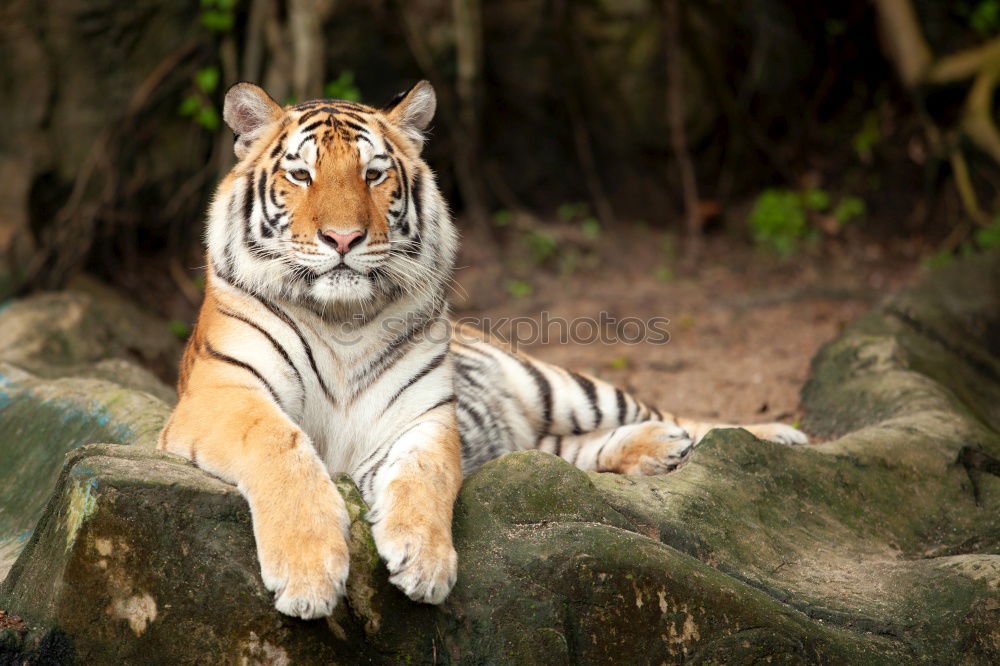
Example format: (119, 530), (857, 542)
(1, 0), (998, 337)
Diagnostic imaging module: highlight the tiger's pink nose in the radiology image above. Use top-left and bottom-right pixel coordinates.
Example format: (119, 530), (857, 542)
(319, 229), (366, 255)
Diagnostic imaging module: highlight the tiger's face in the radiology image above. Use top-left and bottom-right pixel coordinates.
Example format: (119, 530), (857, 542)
(208, 81), (455, 315)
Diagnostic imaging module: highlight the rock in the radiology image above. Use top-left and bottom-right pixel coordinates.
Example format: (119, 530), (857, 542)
(0, 283), (179, 579)
(1, 255), (999, 663)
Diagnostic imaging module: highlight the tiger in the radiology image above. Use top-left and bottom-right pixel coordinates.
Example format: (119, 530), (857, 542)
(157, 80), (807, 620)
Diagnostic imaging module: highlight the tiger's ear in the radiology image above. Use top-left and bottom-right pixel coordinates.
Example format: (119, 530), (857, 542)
(223, 82), (283, 159)
(384, 81), (436, 150)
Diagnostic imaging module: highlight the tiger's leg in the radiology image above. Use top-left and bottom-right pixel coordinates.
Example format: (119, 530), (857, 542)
(353, 401), (462, 604)
(675, 418), (809, 446)
(539, 421), (694, 475)
(159, 382), (350, 620)
(538, 418), (807, 476)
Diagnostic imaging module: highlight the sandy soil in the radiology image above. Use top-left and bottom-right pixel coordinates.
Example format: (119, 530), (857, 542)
(451, 227), (920, 430)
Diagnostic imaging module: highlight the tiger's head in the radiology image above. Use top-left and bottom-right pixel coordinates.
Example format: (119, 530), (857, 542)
(207, 81), (456, 316)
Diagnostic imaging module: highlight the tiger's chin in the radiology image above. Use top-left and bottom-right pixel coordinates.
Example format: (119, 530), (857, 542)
(307, 270), (377, 306)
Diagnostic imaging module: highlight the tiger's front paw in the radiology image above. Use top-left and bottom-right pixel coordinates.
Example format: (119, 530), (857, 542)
(371, 518), (457, 604)
(255, 492), (351, 619)
(744, 422), (809, 445)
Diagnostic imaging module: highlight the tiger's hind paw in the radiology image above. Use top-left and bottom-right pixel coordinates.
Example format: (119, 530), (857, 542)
(743, 422), (809, 445)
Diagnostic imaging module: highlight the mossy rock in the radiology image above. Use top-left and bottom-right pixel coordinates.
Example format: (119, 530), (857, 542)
(1, 256), (999, 663)
(0, 281), (178, 579)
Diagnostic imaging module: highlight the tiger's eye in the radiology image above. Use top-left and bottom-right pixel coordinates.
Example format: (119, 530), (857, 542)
(290, 169), (311, 182)
(365, 169), (382, 182)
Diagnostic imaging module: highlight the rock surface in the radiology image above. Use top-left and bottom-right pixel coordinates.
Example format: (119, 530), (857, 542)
(1, 257), (999, 664)
(0, 281), (179, 580)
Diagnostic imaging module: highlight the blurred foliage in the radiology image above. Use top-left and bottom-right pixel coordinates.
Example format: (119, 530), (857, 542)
(324, 70), (362, 102)
(4, 0), (1000, 298)
(748, 188), (865, 256)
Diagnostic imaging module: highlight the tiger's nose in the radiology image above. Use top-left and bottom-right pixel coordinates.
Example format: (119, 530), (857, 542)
(319, 229), (366, 255)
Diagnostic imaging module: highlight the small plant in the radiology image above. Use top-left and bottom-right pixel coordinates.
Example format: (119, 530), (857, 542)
(748, 189), (811, 256)
(833, 196), (866, 225)
(199, 0), (236, 32)
(924, 215), (1000, 270)
(654, 266), (674, 282)
(168, 319), (191, 340)
(852, 110), (881, 162)
(608, 356), (629, 370)
(581, 218), (601, 239)
(964, 0), (1000, 36)
(524, 229), (557, 264)
(492, 210), (513, 227)
(504, 279), (533, 299)
(975, 216), (1000, 250)
(324, 70), (362, 102)
(179, 66), (222, 132)
(748, 187), (865, 256)
(178, 0), (236, 133)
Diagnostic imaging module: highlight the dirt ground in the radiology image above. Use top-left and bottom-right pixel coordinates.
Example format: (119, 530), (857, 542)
(451, 226), (921, 432)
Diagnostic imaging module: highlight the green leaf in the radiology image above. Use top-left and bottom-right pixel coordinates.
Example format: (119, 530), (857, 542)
(194, 105), (220, 131)
(748, 188), (808, 256)
(195, 67), (220, 94)
(833, 196), (866, 225)
(608, 356), (629, 370)
(922, 250), (954, 271)
(168, 319), (191, 340)
(975, 225), (1000, 250)
(324, 70), (362, 102)
(200, 9), (234, 32)
(525, 230), (557, 263)
(654, 266), (674, 282)
(852, 111), (880, 161)
(803, 188), (831, 211)
(557, 203), (576, 221)
(492, 210), (513, 227)
(505, 279), (534, 299)
(178, 95), (200, 117)
(581, 218), (601, 238)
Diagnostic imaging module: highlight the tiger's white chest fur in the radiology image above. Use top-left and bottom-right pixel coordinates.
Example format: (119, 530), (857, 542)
(212, 278), (454, 477)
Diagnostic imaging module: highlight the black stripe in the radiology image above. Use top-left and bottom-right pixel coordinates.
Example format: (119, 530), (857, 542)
(342, 120), (370, 134)
(457, 400), (487, 432)
(301, 120), (326, 133)
(454, 359), (487, 391)
(349, 298), (445, 395)
(518, 359), (553, 436)
(384, 350), (449, 410)
(396, 157), (410, 229)
(570, 412), (583, 436)
(253, 296), (335, 404)
(269, 132), (287, 158)
(412, 171), (424, 235)
(423, 395), (456, 415)
(650, 406), (663, 421)
(615, 387), (627, 424)
(216, 306), (305, 398)
(570, 372), (602, 428)
(554, 435), (563, 457)
(204, 341), (282, 408)
(242, 172), (255, 235)
(569, 440), (582, 466)
(593, 430), (618, 471)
